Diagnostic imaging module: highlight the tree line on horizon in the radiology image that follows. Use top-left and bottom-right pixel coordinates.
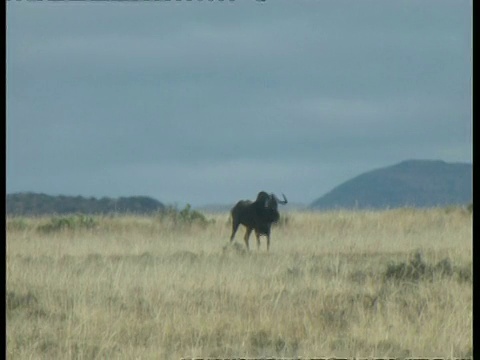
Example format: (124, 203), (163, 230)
(6, 193), (166, 216)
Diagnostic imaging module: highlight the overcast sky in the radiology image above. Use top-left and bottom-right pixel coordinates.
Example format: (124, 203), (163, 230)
(6, 0), (472, 207)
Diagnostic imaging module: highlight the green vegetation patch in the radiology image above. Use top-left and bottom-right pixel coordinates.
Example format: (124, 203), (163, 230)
(6, 218), (30, 232)
(37, 214), (98, 234)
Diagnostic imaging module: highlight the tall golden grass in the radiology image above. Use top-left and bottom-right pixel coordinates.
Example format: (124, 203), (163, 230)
(7, 207), (472, 359)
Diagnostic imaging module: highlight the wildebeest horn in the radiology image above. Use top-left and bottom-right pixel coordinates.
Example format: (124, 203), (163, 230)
(273, 193), (288, 205)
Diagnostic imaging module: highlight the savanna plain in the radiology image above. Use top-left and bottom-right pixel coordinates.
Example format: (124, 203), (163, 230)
(7, 207), (472, 359)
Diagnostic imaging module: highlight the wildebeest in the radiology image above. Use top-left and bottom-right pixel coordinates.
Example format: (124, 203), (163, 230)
(230, 191), (288, 251)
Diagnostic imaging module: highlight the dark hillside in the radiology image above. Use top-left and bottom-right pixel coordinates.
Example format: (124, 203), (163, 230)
(310, 160), (472, 210)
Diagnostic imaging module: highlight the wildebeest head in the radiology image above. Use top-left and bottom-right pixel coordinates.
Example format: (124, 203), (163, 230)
(255, 191), (288, 223)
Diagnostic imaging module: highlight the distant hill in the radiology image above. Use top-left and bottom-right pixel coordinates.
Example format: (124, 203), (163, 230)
(310, 160), (472, 210)
(6, 193), (166, 216)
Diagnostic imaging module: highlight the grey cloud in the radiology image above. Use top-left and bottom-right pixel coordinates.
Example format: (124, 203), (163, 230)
(7, 0), (472, 205)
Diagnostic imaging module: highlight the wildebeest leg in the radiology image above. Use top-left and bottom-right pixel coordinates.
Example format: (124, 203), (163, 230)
(266, 235), (270, 252)
(244, 227), (252, 250)
(230, 221), (240, 242)
(254, 229), (261, 250)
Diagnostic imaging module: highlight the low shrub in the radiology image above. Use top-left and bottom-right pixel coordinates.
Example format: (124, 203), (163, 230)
(384, 250), (472, 283)
(156, 204), (213, 229)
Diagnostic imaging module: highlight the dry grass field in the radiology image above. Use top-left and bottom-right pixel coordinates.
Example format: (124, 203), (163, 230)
(7, 207), (472, 359)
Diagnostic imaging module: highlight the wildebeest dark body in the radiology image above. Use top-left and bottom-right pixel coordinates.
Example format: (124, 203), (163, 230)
(230, 191), (287, 251)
